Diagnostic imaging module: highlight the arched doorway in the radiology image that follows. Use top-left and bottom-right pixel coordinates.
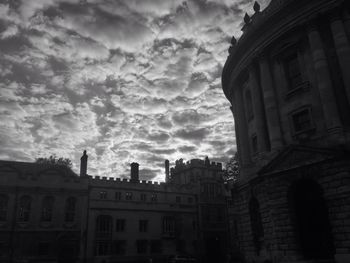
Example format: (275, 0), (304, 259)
(289, 179), (334, 260)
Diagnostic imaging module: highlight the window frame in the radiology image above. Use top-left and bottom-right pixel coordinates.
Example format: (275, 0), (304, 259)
(115, 192), (121, 201)
(99, 191), (107, 200)
(139, 219), (148, 233)
(41, 196), (54, 222)
(0, 194), (8, 222)
(115, 219), (125, 232)
(64, 197), (76, 223)
(125, 192), (133, 201)
(18, 195), (31, 222)
(288, 106), (315, 136)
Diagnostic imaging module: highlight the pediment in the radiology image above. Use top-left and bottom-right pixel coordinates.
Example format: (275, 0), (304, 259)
(258, 145), (342, 175)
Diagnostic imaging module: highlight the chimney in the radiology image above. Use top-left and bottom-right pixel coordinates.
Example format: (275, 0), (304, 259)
(165, 160), (170, 183)
(130, 162), (139, 182)
(80, 150), (88, 177)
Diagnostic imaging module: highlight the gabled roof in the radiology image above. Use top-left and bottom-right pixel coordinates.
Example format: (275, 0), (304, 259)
(258, 145), (344, 176)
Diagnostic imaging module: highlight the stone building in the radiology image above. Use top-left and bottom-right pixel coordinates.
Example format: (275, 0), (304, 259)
(221, 0), (350, 263)
(170, 158), (228, 263)
(0, 153), (228, 263)
(0, 160), (88, 263)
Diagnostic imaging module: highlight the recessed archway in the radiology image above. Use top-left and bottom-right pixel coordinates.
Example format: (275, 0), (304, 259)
(289, 178), (334, 260)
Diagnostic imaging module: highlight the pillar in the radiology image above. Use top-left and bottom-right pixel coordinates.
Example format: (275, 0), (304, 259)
(249, 65), (270, 153)
(307, 24), (342, 131)
(231, 86), (251, 167)
(330, 13), (350, 105)
(259, 56), (283, 150)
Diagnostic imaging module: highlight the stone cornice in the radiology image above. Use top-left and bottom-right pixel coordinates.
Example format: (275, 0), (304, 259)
(222, 0), (344, 98)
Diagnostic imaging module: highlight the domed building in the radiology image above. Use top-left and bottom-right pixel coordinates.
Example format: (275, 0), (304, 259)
(222, 0), (350, 262)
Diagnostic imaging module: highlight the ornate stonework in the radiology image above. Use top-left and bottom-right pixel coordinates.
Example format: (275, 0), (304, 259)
(222, 0), (350, 262)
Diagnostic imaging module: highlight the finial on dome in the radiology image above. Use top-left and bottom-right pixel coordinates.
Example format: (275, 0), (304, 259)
(230, 36), (237, 45)
(244, 13), (251, 24)
(253, 1), (261, 13)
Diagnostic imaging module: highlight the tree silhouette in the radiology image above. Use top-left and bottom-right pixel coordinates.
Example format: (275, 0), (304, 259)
(35, 155), (72, 169)
(223, 152), (240, 182)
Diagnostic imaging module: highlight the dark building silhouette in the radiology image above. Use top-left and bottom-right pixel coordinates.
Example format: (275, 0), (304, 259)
(0, 161), (88, 263)
(222, 0), (350, 263)
(0, 155), (229, 263)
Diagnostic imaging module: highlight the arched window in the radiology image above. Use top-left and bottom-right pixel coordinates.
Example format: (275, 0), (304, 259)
(245, 89), (254, 120)
(41, 196), (54, 222)
(65, 197), (76, 222)
(18, 195), (31, 222)
(249, 197), (264, 255)
(0, 194), (8, 221)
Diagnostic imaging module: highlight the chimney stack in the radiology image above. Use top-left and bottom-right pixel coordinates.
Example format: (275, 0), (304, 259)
(165, 160), (170, 183)
(130, 162), (139, 182)
(80, 150), (88, 177)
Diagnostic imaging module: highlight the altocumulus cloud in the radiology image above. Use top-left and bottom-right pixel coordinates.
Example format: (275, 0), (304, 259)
(0, 0), (271, 181)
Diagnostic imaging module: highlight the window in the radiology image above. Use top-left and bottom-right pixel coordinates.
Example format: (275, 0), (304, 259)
(140, 193), (146, 201)
(139, 220), (148, 232)
(38, 242), (50, 256)
(136, 240), (148, 254)
(99, 191), (107, 199)
(96, 241), (110, 256)
(176, 196), (181, 203)
(163, 217), (175, 236)
(18, 195), (31, 222)
(251, 134), (258, 154)
(245, 89), (254, 120)
(291, 108), (313, 134)
(64, 197), (76, 222)
(113, 240), (126, 255)
(150, 240), (162, 254)
(41, 196), (54, 222)
(115, 192), (121, 201)
(188, 197), (193, 203)
(116, 219), (125, 232)
(96, 215), (112, 233)
(0, 194), (8, 221)
(285, 54), (303, 90)
(151, 193), (157, 202)
(125, 192), (133, 200)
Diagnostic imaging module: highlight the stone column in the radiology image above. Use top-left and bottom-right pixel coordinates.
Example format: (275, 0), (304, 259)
(307, 24), (342, 131)
(231, 86), (251, 167)
(330, 13), (350, 105)
(259, 56), (283, 150)
(248, 65), (269, 153)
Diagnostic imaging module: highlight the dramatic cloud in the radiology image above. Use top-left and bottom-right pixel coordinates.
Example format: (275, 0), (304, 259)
(0, 0), (271, 181)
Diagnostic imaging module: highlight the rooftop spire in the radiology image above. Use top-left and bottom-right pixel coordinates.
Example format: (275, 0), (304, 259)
(253, 1), (261, 13)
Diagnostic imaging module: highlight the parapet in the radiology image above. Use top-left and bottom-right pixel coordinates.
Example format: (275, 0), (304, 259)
(172, 158), (223, 173)
(88, 175), (167, 190)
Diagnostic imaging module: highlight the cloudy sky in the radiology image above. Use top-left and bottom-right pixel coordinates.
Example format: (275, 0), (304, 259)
(0, 0), (270, 181)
